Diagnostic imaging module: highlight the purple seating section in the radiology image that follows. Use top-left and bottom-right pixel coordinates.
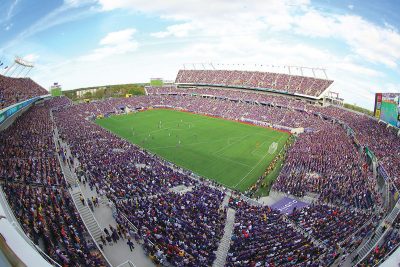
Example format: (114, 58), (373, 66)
(0, 74), (48, 109)
(175, 69), (333, 97)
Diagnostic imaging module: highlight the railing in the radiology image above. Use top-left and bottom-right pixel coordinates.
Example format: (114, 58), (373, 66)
(373, 241), (400, 267)
(339, 215), (376, 247)
(355, 201), (400, 266)
(115, 210), (154, 246)
(66, 182), (113, 266)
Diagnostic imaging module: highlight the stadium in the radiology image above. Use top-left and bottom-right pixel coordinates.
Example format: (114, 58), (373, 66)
(1, 1), (400, 267)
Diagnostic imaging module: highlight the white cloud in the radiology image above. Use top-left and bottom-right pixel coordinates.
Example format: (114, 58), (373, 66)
(1, 0), (98, 51)
(80, 28), (138, 61)
(291, 11), (400, 68)
(348, 4), (354, 10)
(6, 0), (19, 20)
(19, 0), (399, 110)
(294, 10), (338, 38)
(0, 0), (19, 24)
(333, 15), (400, 68)
(100, 28), (136, 45)
(97, 0), (400, 69)
(151, 23), (195, 38)
(32, 33), (384, 109)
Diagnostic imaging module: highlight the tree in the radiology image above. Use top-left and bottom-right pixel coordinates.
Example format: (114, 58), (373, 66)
(83, 91), (92, 99)
(94, 88), (105, 99)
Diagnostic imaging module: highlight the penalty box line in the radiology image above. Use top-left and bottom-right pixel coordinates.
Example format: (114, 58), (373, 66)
(234, 135), (286, 189)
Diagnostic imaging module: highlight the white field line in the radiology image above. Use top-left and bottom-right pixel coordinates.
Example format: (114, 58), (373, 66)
(212, 134), (250, 155)
(250, 140), (271, 156)
(213, 153), (252, 167)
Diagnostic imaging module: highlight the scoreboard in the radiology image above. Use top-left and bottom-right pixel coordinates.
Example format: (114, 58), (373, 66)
(374, 93), (400, 128)
(150, 78), (164, 86)
(50, 82), (62, 96)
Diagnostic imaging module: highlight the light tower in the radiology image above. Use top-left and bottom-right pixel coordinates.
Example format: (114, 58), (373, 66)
(3, 56), (34, 78)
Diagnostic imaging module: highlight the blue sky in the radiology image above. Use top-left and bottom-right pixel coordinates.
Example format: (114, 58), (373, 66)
(0, 0), (400, 109)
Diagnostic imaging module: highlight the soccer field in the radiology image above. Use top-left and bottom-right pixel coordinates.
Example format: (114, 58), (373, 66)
(96, 109), (290, 192)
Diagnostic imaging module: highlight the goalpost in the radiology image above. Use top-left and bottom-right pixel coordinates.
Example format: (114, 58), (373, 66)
(268, 142), (278, 154)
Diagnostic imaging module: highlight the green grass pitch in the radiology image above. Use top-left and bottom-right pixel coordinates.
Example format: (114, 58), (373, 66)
(96, 109), (290, 192)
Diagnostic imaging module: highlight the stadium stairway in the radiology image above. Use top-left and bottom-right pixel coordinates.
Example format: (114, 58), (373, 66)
(71, 190), (104, 244)
(61, 161), (77, 186)
(221, 193), (231, 208)
(355, 203), (400, 265)
(54, 136), (105, 245)
(54, 137), (104, 245)
(212, 207), (236, 267)
(50, 111), (112, 266)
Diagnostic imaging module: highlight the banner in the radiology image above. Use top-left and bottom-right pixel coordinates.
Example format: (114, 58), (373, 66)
(0, 96), (46, 125)
(374, 93), (382, 119)
(271, 197), (309, 214)
(240, 117), (293, 131)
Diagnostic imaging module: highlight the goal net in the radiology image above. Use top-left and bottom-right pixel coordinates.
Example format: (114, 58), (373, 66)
(268, 142), (278, 154)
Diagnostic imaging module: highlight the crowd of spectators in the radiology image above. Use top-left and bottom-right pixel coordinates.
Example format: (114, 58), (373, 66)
(0, 98), (107, 266)
(273, 122), (379, 209)
(50, 92), (389, 264)
(148, 86), (400, 198)
(356, 214), (400, 266)
(53, 93), (383, 210)
(0, 104), (64, 186)
(3, 183), (106, 266)
(116, 186), (226, 266)
(146, 86), (307, 109)
(111, 94), (322, 129)
(175, 69), (333, 97)
(359, 228), (400, 266)
(3, 82), (399, 266)
(53, 97), (231, 265)
(288, 204), (372, 249)
(0, 104), (54, 157)
(0, 74), (48, 109)
(309, 105), (400, 190)
(226, 202), (335, 266)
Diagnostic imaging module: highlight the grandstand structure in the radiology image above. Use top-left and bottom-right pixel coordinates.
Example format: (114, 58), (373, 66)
(177, 63), (334, 101)
(1, 66), (400, 267)
(0, 73), (48, 111)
